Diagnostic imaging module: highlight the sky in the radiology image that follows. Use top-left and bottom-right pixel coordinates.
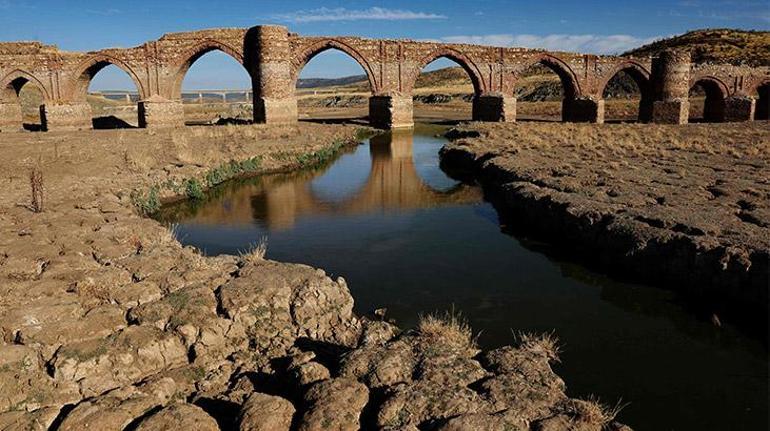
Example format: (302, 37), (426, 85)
(1, 0), (767, 90)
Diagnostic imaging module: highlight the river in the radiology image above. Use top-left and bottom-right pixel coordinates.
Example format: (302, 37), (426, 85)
(156, 124), (768, 430)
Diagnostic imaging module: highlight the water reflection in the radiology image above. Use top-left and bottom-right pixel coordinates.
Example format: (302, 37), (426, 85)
(162, 129), (481, 230)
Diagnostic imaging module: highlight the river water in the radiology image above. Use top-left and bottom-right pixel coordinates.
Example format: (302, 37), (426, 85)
(156, 124), (768, 430)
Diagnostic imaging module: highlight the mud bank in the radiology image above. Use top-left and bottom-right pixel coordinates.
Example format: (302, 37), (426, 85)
(1, 124), (629, 430)
(440, 122), (769, 324)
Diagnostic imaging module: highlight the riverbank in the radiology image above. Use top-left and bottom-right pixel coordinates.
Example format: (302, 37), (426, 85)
(0, 124), (630, 430)
(440, 122), (769, 326)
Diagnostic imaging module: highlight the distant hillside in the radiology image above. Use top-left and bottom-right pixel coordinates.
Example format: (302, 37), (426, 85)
(623, 29), (770, 66)
(297, 75), (367, 89)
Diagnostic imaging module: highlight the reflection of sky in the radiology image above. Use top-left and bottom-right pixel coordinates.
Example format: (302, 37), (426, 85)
(309, 144), (372, 204)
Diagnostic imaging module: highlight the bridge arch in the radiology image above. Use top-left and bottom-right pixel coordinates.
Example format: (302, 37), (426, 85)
(1, 69), (50, 101)
(689, 76), (729, 122)
(518, 54), (582, 98)
(170, 39), (247, 100)
(72, 54), (146, 101)
(599, 61), (653, 122)
(407, 48), (485, 95)
(291, 39), (378, 93)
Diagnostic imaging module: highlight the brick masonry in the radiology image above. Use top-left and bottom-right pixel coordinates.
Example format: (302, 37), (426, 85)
(1, 26), (768, 131)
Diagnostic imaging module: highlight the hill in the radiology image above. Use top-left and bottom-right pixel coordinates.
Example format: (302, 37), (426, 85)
(623, 29), (770, 66)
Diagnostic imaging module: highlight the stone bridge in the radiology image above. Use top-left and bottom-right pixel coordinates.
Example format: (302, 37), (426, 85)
(1, 25), (768, 131)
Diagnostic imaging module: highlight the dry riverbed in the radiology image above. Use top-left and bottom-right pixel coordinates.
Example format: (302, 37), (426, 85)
(441, 122), (770, 324)
(0, 124), (630, 430)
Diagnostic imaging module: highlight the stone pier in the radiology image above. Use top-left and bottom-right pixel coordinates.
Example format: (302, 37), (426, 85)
(252, 25), (297, 125)
(0, 102), (23, 132)
(564, 98), (605, 123)
(472, 94), (516, 122)
(369, 95), (414, 129)
(138, 97), (185, 128)
(724, 96), (755, 122)
(40, 102), (92, 131)
(652, 50), (691, 124)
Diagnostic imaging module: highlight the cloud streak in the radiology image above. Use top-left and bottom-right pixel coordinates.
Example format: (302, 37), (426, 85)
(439, 34), (664, 55)
(273, 7), (446, 23)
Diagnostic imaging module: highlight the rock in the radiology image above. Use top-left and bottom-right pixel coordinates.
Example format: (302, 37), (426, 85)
(0, 345), (79, 412)
(58, 386), (168, 431)
(297, 378), (369, 431)
(52, 326), (187, 397)
(0, 407), (61, 431)
(238, 393), (295, 431)
(135, 403), (219, 431)
(436, 412), (527, 431)
(218, 261), (361, 359)
(291, 361), (331, 386)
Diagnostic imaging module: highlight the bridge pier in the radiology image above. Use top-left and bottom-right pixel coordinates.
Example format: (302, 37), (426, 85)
(651, 50), (691, 124)
(0, 102), (23, 132)
(724, 96), (755, 122)
(369, 94), (414, 129)
(252, 25), (298, 125)
(40, 102), (92, 131)
(472, 94), (516, 122)
(563, 97), (604, 123)
(138, 97), (185, 128)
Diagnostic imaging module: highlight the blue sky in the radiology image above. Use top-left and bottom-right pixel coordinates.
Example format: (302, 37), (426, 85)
(1, 0), (767, 90)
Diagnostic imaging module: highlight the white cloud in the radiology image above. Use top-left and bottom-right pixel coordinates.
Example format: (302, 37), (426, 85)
(272, 7), (446, 23)
(440, 34), (663, 55)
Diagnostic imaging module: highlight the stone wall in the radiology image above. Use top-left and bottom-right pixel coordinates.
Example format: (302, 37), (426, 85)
(1, 26), (768, 131)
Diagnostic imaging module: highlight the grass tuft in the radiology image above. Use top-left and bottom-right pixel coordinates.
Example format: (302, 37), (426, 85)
(515, 330), (561, 362)
(239, 236), (268, 263)
(417, 308), (477, 351)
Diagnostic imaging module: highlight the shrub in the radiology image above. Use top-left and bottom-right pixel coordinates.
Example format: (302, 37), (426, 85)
(29, 167), (44, 213)
(185, 179), (205, 200)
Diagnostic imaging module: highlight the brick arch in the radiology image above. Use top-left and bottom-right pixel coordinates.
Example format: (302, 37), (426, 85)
(71, 54), (147, 101)
(599, 61), (651, 96)
(517, 54), (582, 98)
(689, 76), (730, 122)
(599, 61), (654, 122)
(1, 69), (51, 101)
(689, 75), (730, 99)
(290, 39), (378, 93)
(170, 39), (247, 99)
(405, 48), (485, 95)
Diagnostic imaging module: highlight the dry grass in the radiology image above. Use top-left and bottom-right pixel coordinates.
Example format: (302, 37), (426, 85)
(557, 396), (627, 426)
(417, 308), (477, 351)
(514, 331), (561, 362)
(29, 167), (43, 213)
(240, 236), (268, 263)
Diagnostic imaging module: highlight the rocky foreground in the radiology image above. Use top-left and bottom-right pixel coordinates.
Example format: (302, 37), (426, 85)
(0, 124), (629, 430)
(441, 122), (769, 320)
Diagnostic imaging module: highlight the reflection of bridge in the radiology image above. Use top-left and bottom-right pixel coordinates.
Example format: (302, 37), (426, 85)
(185, 131), (481, 229)
(2, 26), (768, 132)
